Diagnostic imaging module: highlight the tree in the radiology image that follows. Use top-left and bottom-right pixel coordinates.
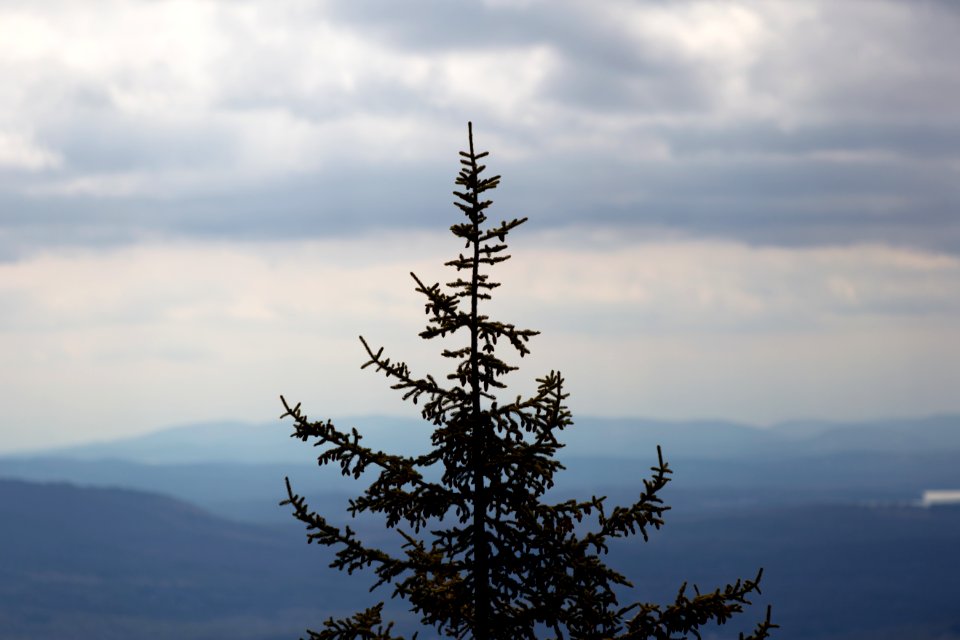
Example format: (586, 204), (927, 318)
(280, 123), (776, 640)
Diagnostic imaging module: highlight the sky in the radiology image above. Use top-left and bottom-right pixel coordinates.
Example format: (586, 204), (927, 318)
(1, 0), (959, 452)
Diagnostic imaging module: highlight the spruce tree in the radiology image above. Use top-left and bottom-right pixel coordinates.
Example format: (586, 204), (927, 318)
(280, 123), (776, 640)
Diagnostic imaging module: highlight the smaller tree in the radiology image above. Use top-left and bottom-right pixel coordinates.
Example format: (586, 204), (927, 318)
(280, 123), (775, 640)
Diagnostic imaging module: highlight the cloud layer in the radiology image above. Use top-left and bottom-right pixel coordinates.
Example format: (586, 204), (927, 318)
(1, 0), (958, 256)
(2, 231), (958, 450)
(2, 1), (958, 448)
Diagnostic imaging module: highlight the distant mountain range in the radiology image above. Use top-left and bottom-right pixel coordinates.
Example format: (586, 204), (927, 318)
(7, 414), (960, 464)
(2, 476), (959, 640)
(0, 477), (376, 640)
(2, 415), (958, 523)
(6, 416), (428, 464)
(1, 415), (959, 638)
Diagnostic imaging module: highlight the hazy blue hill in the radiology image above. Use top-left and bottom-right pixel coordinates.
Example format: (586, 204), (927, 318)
(556, 450), (960, 508)
(0, 457), (326, 523)
(787, 415), (960, 454)
(33, 420), (295, 464)
(7, 414), (956, 467)
(3, 477), (959, 639)
(564, 414), (960, 458)
(2, 415), (958, 637)
(561, 416), (781, 458)
(632, 503), (960, 640)
(12, 416), (429, 465)
(0, 478), (369, 640)
(3, 448), (959, 525)
(771, 414), (960, 438)
(3, 419), (960, 525)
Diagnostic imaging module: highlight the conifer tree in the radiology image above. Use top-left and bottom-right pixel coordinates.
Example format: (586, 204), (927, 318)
(280, 123), (776, 640)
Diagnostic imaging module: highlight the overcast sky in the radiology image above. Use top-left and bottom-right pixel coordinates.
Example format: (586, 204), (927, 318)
(2, 0), (959, 451)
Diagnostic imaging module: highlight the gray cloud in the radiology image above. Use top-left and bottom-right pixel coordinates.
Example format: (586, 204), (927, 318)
(1, 0), (958, 258)
(320, 0), (572, 52)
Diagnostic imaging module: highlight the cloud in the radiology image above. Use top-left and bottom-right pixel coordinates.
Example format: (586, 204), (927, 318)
(0, 131), (63, 171)
(2, 1), (957, 257)
(1, 1), (958, 451)
(2, 230), (958, 450)
(749, 1), (960, 126)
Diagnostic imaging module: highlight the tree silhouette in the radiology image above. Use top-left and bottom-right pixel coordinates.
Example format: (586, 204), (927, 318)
(280, 123), (775, 640)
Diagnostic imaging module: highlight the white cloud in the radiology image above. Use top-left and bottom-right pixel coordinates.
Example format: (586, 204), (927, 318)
(0, 0), (956, 254)
(1, 231), (958, 450)
(621, 2), (767, 73)
(0, 9), (63, 61)
(0, 1), (958, 449)
(496, 235), (960, 331)
(0, 131), (62, 171)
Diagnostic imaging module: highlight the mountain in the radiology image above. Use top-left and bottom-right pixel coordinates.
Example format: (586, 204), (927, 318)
(0, 457), (324, 523)
(3, 447), (959, 525)
(0, 478), (381, 640)
(635, 502), (960, 640)
(774, 415), (960, 453)
(7, 414), (958, 466)
(2, 477), (959, 640)
(560, 414), (960, 458)
(7, 416), (428, 465)
(2, 414), (958, 637)
(2, 415), (959, 524)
